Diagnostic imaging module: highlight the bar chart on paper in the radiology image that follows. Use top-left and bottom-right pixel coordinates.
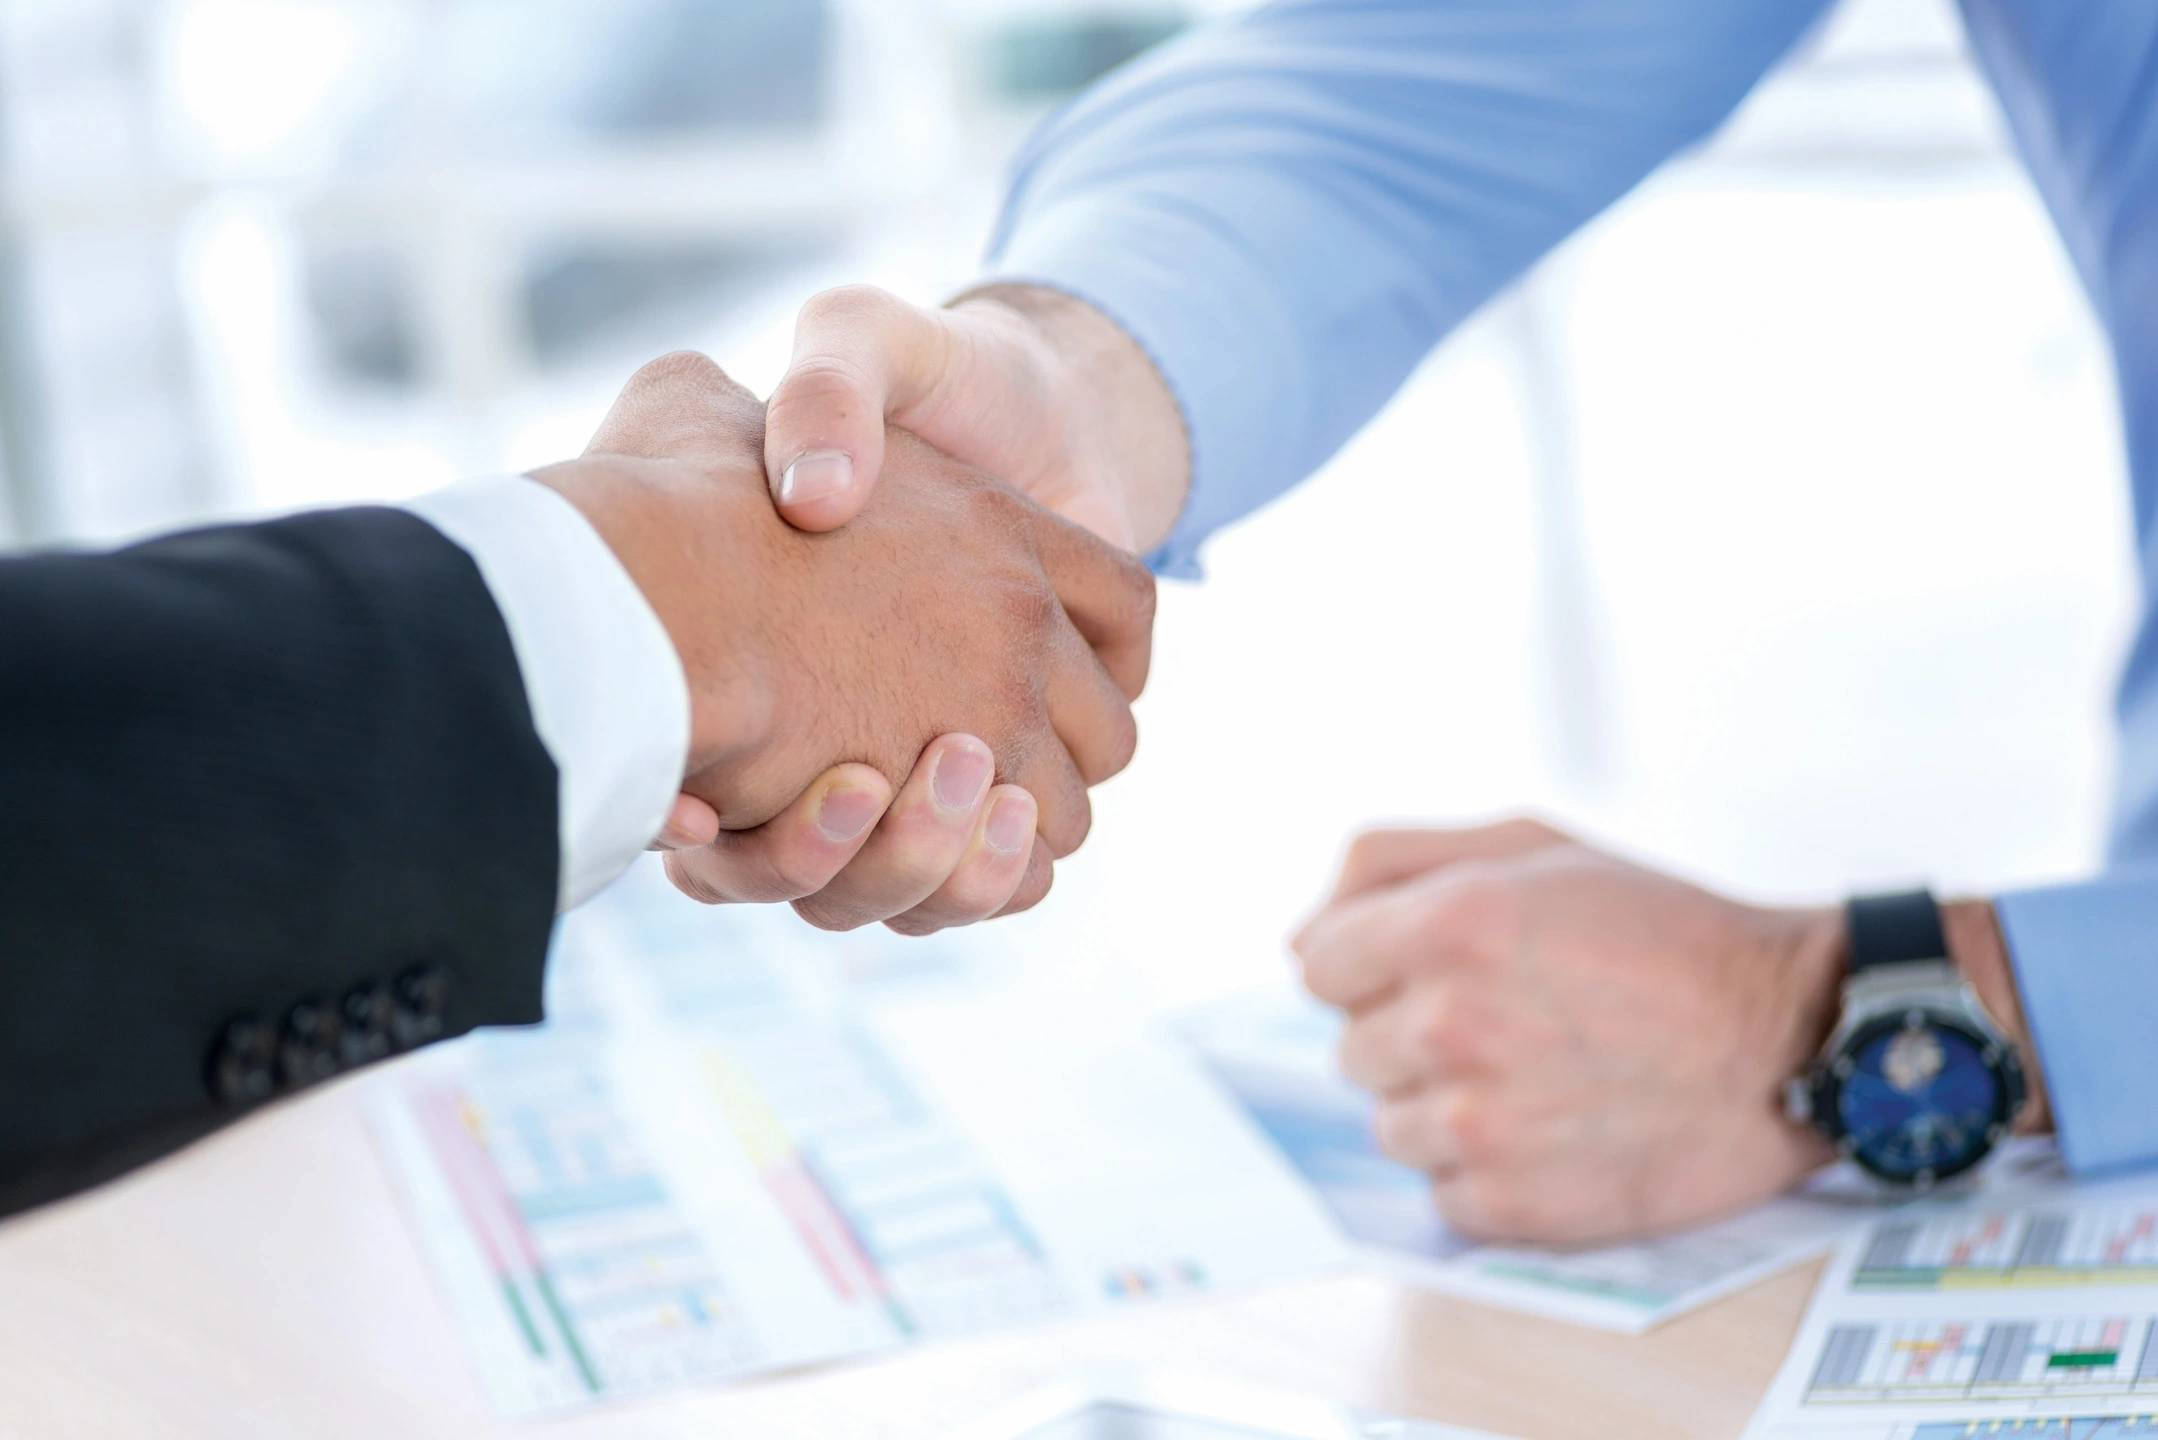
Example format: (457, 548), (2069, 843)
(373, 890), (1350, 1416)
(1745, 1169), (2158, 1439)
(695, 1013), (1084, 1342)
(1805, 1316), (2158, 1405)
(379, 1037), (766, 1412)
(1902, 1422), (2158, 1439)
(1857, 1207), (2158, 1291)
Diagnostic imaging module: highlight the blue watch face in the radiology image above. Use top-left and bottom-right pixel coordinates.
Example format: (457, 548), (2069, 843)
(1833, 1013), (2008, 1183)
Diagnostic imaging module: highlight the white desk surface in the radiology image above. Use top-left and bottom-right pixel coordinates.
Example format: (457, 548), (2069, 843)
(0, 1075), (1818, 1439)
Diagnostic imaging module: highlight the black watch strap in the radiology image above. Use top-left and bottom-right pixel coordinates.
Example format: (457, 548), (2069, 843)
(1845, 890), (1948, 974)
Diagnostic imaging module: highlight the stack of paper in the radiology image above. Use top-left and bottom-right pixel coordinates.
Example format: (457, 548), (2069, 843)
(369, 884), (1349, 1416)
(1746, 1158), (2158, 1438)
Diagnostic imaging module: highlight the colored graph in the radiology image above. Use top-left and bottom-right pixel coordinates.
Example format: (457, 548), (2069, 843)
(1807, 1316), (2158, 1403)
(698, 1013), (1079, 1339)
(1859, 1207), (2158, 1290)
(1907, 1421), (2158, 1439)
(404, 1037), (760, 1403)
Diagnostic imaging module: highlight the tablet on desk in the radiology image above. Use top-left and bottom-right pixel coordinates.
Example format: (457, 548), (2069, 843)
(952, 1373), (1507, 1440)
(1001, 1400), (1314, 1440)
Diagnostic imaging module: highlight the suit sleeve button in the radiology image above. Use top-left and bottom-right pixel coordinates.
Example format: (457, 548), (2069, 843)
(278, 999), (345, 1088)
(392, 965), (451, 1047)
(208, 1016), (278, 1107)
(341, 983), (396, 1063)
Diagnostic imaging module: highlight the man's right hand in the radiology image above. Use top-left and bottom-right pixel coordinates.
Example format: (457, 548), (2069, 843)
(537, 352), (1154, 932)
(761, 284), (1191, 554)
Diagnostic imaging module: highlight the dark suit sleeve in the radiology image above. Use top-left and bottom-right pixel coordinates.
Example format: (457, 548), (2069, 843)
(0, 506), (559, 1218)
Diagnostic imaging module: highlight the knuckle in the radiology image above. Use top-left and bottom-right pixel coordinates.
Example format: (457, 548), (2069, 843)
(1125, 559), (1159, 619)
(769, 355), (875, 420)
(971, 482), (1039, 544)
(1342, 828), (1394, 879)
(1460, 1178), (1537, 1240)
(1434, 1178), (1497, 1238)
(941, 862), (1019, 921)
(799, 282), (895, 330)
(866, 822), (972, 899)
(1118, 647), (1154, 703)
(993, 727), (1040, 789)
(1410, 994), (1467, 1062)
(1417, 868), (1514, 954)
(790, 895), (873, 933)
(1335, 1018), (1383, 1088)
(1109, 557), (1158, 638)
(631, 349), (725, 390)
(897, 877), (1001, 936)
(1039, 790), (1093, 859)
(627, 350), (752, 413)
(1372, 1099), (1423, 1163)
(993, 685), (1051, 760)
(663, 852), (730, 906)
(1438, 1091), (1504, 1165)
(1430, 1182), (1482, 1236)
(1496, 814), (1567, 850)
(1005, 577), (1063, 639)
(880, 849), (957, 902)
(1083, 704), (1139, 784)
(757, 844), (829, 904)
(999, 856), (1055, 917)
(1296, 947), (1349, 1008)
(1296, 963), (1330, 1007)
(1105, 704), (1139, 775)
(1341, 827), (1427, 891)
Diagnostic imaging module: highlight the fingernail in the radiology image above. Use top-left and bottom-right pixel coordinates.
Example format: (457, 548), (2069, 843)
(816, 786), (881, 842)
(984, 794), (1032, 855)
(778, 450), (851, 505)
(932, 743), (992, 812)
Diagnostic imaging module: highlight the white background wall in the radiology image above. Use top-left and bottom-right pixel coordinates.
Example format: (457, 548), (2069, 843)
(1, 0), (2136, 1017)
(966, 0), (2138, 1013)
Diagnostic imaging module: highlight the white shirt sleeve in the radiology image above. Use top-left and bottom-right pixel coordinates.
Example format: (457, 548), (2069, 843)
(405, 476), (690, 912)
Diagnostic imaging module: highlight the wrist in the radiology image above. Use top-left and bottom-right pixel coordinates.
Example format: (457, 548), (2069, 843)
(1766, 904), (1850, 1084)
(952, 283), (1191, 553)
(527, 456), (777, 780)
(1942, 896), (2050, 1133)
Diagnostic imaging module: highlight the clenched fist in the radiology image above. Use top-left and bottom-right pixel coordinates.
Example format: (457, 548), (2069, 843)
(1293, 819), (1845, 1243)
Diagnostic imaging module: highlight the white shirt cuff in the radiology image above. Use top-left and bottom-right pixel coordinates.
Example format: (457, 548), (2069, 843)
(405, 476), (690, 911)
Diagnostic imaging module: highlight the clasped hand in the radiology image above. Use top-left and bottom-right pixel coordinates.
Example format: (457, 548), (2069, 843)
(541, 351), (1154, 935)
(596, 293), (1855, 1243)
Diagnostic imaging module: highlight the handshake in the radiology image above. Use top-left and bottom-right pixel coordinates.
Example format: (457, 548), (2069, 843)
(540, 283), (1173, 936)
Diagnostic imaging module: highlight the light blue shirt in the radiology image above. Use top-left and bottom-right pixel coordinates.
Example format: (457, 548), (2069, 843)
(984, 0), (2158, 1175)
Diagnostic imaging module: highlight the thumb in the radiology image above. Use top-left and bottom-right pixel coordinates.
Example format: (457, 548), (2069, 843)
(765, 285), (954, 532)
(588, 350), (762, 466)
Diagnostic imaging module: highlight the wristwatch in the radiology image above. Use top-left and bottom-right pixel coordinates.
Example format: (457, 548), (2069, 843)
(1784, 890), (2026, 1188)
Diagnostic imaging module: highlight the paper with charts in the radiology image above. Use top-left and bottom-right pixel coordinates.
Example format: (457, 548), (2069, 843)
(1177, 990), (1884, 1333)
(1744, 1155), (2158, 1439)
(367, 874), (1350, 1416)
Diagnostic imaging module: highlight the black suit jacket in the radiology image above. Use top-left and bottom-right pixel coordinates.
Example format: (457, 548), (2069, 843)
(0, 507), (559, 1218)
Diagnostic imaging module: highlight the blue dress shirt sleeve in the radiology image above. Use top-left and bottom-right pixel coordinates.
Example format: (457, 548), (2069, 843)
(1996, 875), (2158, 1175)
(1957, 3), (2158, 1178)
(1955, 2), (2158, 860)
(984, 0), (2158, 1176)
(982, 0), (1833, 575)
